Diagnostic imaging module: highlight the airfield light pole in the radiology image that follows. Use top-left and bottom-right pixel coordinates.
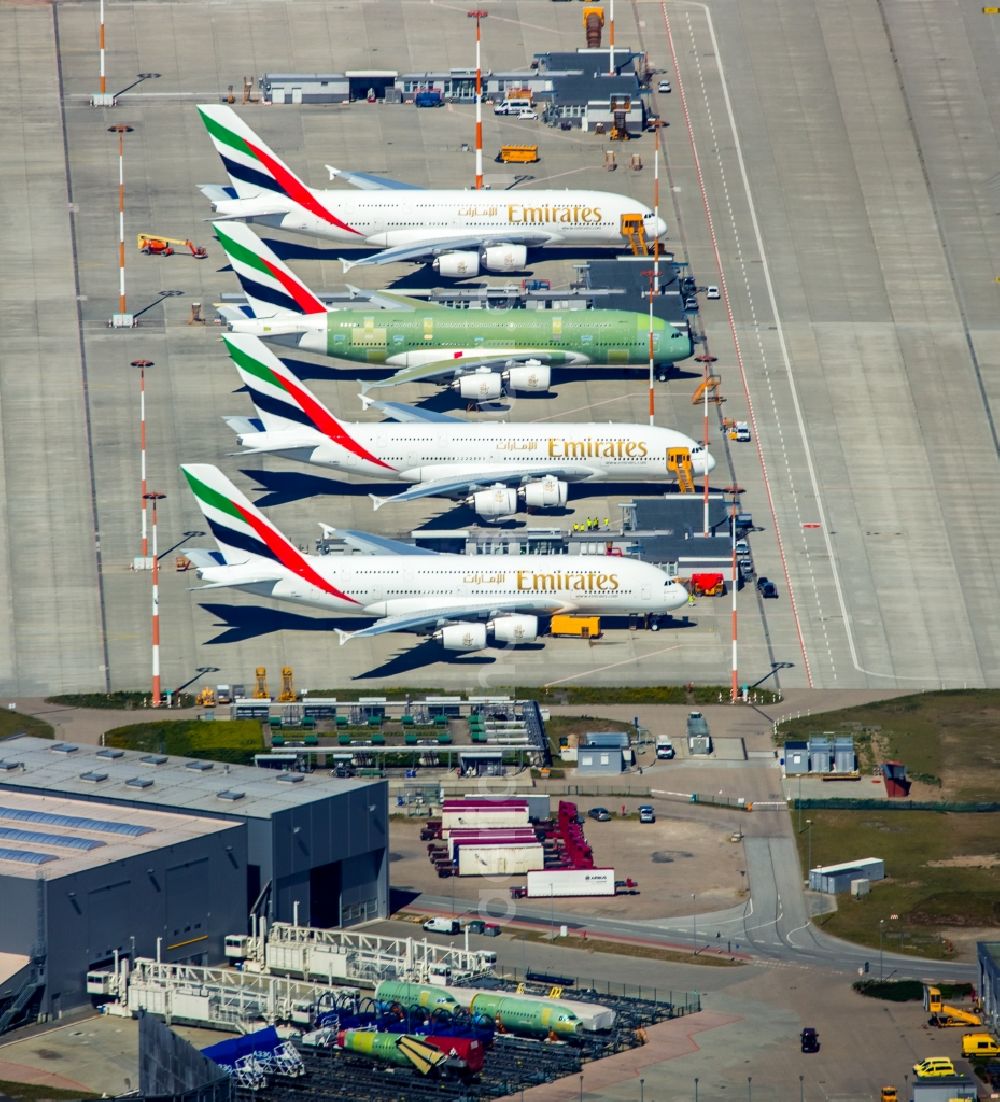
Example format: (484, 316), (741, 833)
(694, 353), (717, 535)
(691, 892), (697, 953)
(144, 491), (166, 707)
(608, 0), (615, 75)
(108, 124), (134, 327)
(131, 360), (154, 561)
(879, 918), (885, 980)
(468, 10), (488, 190)
(730, 498), (739, 700)
(806, 819), (813, 877)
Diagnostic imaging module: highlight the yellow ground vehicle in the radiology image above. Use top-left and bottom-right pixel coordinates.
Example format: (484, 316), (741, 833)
(550, 614), (601, 638)
(912, 1057), (955, 1079)
(961, 1033), (1000, 1057)
(880, 1088), (897, 1102)
(497, 145), (539, 164)
(925, 985), (982, 1027)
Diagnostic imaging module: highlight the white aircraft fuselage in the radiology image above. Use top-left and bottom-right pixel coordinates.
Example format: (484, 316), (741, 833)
(214, 189), (667, 248)
(233, 422), (716, 485)
(197, 552), (688, 619)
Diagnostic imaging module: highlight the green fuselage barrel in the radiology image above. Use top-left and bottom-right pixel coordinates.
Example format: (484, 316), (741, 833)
(469, 992), (581, 1038)
(375, 979), (462, 1014)
(321, 306), (692, 366)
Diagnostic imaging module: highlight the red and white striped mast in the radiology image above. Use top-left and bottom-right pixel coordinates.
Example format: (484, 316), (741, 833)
(468, 10), (488, 190)
(131, 359), (154, 560)
(144, 491), (165, 706)
(108, 124), (133, 327)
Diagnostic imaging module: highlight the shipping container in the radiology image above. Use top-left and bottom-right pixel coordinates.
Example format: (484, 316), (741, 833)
(458, 843), (544, 877)
(525, 867), (616, 898)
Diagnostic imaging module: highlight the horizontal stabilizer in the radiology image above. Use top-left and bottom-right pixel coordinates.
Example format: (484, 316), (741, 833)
(325, 165), (422, 191)
(321, 524), (437, 556)
(361, 399), (464, 424)
(198, 184), (240, 203)
(222, 415), (264, 435)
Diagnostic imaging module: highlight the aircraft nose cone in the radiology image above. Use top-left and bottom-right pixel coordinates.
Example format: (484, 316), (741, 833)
(697, 449), (717, 475)
(654, 217), (668, 239)
(662, 582), (689, 611)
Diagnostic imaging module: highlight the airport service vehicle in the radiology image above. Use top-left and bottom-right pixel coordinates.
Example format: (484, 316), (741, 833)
(879, 1089), (897, 1102)
(657, 79), (672, 93)
(655, 735), (675, 759)
(197, 104), (667, 276)
(962, 1034), (1000, 1057)
(687, 712), (709, 739)
(911, 1057), (955, 1079)
(220, 333), (713, 518)
(729, 421), (751, 442)
(414, 90), (443, 107)
(422, 917), (460, 935)
(180, 465), (691, 647)
(516, 868), (617, 899)
(212, 221), (694, 393)
(638, 805), (655, 823)
(800, 1027), (820, 1053)
(756, 577), (779, 599)
(926, 986), (982, 1027)
(587, 807), (611, 822)
(549, 614), (602, 638)
(706, 285), (721, 299)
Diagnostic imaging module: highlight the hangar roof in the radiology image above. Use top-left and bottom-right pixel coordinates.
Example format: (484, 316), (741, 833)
(0, 790), (239, 880)
(0, 737), (381, 822)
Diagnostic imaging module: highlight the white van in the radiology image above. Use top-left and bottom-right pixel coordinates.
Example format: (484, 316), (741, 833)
(423, 916), (460, 935)
(515, 107), (538, 120)
(494, 99), (532, 116)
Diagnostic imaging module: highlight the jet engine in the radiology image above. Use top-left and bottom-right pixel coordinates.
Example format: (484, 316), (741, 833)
(433, 251), (481, 278)
(453, 371), (503, 402)
(471, 485), (518, 518)
(504, 363), (551, 392)
(435, 622), (488, 652)
(520, 476), (568, 509)
(483, 245), (528, 273)
(490, 614), (539, 644)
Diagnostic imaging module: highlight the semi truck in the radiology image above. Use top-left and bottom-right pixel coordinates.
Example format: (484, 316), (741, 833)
(515, 867), (616, 898)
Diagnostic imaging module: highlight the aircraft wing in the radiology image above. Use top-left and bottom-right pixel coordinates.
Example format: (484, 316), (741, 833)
(336, 596), (566, 645)
(370, 465), (599, 510)
(319, 525), (437, 556)
(360, 354), (553, 391)
(358, 398), (465, 424)
(326, 165), (423, 191)
(341, 231), (551, 272)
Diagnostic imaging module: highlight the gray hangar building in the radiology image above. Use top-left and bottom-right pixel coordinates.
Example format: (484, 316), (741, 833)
(0, 736), (388, 1027)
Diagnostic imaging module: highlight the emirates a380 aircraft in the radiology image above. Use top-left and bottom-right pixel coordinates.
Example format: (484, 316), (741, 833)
(180, 464), (690, 648)
(198, 104), (667, 277)
(220, 333), (715, 518)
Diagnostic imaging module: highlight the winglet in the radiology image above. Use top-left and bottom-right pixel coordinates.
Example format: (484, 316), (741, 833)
(369, 494), (388, 513)
(335, 628), (354, 646)
(357, 379), (372, 398)
(340, 257), (357, 274)
(326, 164), (340, 181)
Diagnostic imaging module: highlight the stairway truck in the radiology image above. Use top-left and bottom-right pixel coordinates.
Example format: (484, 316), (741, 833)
(525, 867), (615, 898)
(469, 993), (582, 1038)
(375, 980), (462, 1015)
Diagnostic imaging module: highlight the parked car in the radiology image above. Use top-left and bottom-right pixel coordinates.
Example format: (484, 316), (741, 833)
(756, 576), (779, 599)
(735, 539), (750, 556)
(657, 79), (672, 93)
(912, 1057), (955, 1079)
(683, 296), (699, 312)
(706, 285), (721, 299)
(737, 556), (755, 584)
(800, 1027), (820, 1053)
(588, 807), (612, 822)
(638, 805), (656, 823)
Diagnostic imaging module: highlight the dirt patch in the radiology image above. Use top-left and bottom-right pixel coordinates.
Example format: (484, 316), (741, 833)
(391, 806), (745, 920)
(926, 854), (1000, 868)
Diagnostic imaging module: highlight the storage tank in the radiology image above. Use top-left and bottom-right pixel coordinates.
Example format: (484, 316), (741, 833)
(469, 992), (582, 1038)
(375, 980), (462, 1014)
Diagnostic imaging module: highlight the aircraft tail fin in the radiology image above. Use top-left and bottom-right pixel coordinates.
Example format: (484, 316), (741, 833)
(197, 104), (306, 202)
(181, 463), (301, 567)
(221, 335), (395, 472)
(212, 221), (326, 318)
(222, 333), (343, 435)
(181, 464), (360, 603)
